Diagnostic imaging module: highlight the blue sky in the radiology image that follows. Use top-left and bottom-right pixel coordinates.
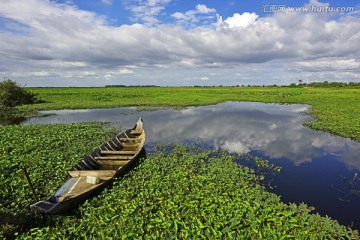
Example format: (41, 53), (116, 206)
(0, 0), (359, 86)
(74, 0), (358, 22)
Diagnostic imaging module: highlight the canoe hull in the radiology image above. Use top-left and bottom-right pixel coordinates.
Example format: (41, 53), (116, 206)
(30, 118), (145, 215)
(31, 181), (110, 215)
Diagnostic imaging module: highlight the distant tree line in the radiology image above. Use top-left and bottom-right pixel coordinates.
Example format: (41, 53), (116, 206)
(191, 82), (360, 88)
(290, 81), (360, 88)
(105, 85), (159, 88)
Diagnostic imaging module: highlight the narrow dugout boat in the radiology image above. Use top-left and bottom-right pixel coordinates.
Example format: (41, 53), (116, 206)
(30, 118), (145, 215)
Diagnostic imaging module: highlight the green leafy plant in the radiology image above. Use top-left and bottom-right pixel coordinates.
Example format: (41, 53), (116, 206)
(0, 79), (37, 108)
(1, 124), (359, 239)
(0, 123), (115, 238)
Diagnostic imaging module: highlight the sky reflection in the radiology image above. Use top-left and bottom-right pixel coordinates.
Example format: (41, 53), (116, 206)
(26, 102), (360, 228)
(27, 102), (360, 171)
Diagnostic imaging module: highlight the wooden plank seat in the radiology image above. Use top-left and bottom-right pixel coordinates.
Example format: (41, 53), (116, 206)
(119, 138), (142, 143)
(121, 147), (140, 152)
(100, 150), (137, 155)
(57, 177), (110, 202)
(130, 130), (142, 135)
(95, 156), (133, 160)
(68, 170), (116, 178)
(121, 141), (140, 146)
(96, 159), (130, 166)
(120, 144), (140, 149)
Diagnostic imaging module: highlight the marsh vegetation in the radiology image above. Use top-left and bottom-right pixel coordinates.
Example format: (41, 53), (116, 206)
(1, 85), (360, 238)
(22, 86), (360, 141)
(0, 123), (358, 238)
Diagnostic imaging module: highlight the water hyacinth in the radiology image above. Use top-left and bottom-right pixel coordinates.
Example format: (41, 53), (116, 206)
(0, 123), (115, 238)
(1, 124), (359, 239)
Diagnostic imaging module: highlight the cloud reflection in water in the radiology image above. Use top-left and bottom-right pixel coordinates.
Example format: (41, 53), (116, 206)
(27, 102), (360, 170)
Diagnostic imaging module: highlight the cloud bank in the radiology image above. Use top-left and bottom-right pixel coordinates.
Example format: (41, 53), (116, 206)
(0, 0), (359, 86)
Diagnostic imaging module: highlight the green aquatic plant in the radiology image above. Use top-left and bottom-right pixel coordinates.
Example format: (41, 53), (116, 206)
(1, 124), (359, 239)
(0, 123), (115, 238)
(333, 172), (360, 202)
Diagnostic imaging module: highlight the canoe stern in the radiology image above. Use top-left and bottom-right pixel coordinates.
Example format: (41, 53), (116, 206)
(30, 201), (58, 214)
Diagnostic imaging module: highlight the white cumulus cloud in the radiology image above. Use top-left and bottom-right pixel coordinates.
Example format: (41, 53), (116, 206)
(101, 0), (112, 5)
(196, 4), (216, 14)
(172, 4), (217, 26)
(217, 12), (259, 29)
(294, 59), (360, 72)
(125, 0), (172, 25)
(0, 0), (359, 86)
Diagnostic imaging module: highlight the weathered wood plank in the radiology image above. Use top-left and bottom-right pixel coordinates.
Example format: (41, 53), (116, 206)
(96, 160), (130, 165)
(58, 177), (111, 202)
(95, 156), (133, 160)
(121, 142), (140, 145)
(130, 130), (142, 135)
(68, 170), (116, 178)
(120, 147), (139, 151)
(100, 150), (137, 155)
(119, 138), (142, 143)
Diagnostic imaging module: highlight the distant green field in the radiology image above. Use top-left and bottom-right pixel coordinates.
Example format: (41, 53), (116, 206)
(23, 87), (360, 141)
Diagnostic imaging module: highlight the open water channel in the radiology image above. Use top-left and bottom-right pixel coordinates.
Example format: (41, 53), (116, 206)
(25, 101), (360, 230)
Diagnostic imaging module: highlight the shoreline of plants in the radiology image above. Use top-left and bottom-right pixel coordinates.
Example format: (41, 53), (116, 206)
(0, 123), (359, 239)
(18, 86), (360, 142)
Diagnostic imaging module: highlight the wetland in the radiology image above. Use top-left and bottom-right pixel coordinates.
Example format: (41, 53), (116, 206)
(1, 87), (360, 238)
(25, 101), (360, 230)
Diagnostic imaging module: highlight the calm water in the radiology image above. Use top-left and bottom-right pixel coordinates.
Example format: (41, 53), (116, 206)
(26, 102), (360, 229)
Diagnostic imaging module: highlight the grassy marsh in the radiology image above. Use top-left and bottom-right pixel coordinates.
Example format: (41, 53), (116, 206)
(2, 87), (359, 238)
(22, 87), (360, 141)
(0, 124), (358, 238)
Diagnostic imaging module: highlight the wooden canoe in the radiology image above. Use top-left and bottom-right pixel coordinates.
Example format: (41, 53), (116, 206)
(30, 118), (145, 215)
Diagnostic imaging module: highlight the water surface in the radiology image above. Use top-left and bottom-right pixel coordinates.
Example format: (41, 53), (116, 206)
(26, 102), (360, 229)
